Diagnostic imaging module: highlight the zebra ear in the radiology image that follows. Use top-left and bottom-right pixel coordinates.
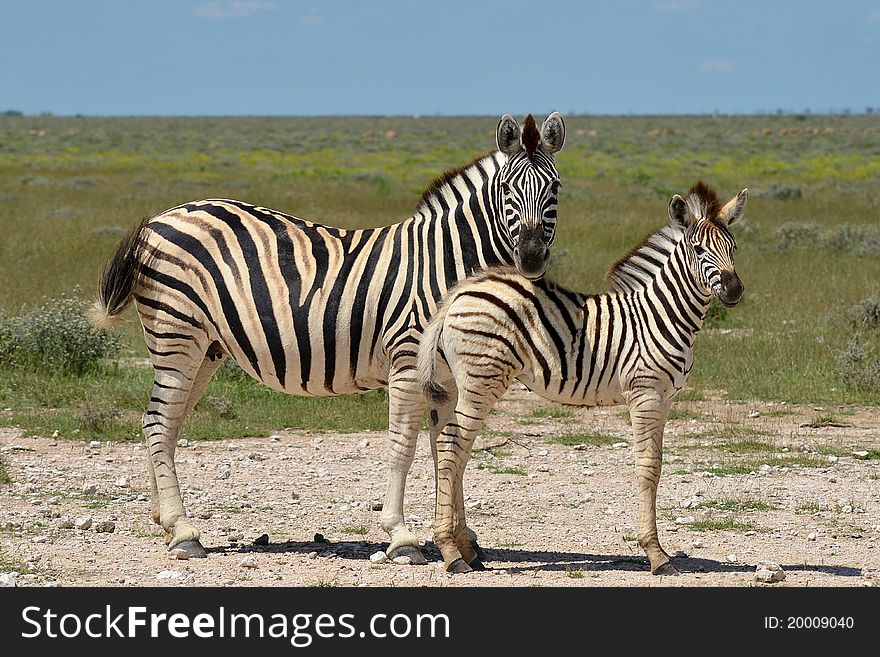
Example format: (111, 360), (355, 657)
(668, 194), (692, 228)
(540, 112), (566, 154)
(496, 114), (522, 155)
(720, 188), (748, 226)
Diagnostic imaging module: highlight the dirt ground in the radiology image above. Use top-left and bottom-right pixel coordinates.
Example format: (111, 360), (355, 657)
(1, 385), (878, 588)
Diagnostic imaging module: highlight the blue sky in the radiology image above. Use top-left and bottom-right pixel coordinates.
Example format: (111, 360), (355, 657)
(2, 0), (878, 116)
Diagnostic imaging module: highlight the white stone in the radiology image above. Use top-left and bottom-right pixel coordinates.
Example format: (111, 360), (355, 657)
(392, 556), (412, 566)
(852, 450), (869, 460)
(612, 442), (628, 449)
(726, 554), (738, 563)
(747, 410), (760, 418)
(115, 477), (131, 488)
(744, 530), (757, 537)
(691, 540), (704, 548)
(32, 535), (50, 544)
(755, 561), (785, 583)
(675, 516), (695, 525)
(369, 551), (388, 564)
(156, 570), (185, 580)
(177, 438), (189, 448)
(88, 441), (102, 449)
(239, 555), (258, 569)
(94, 521), (115, 533)
(758, 464), (772, 474)
(807, 532), (817, 541)
(55, 517), (74, 530)
(82, 483), (97, 495)
(357, 439), (370, 448)
(75, 516), (93, 530)
(0, 573), (17, 587)
(826, 455), (839, 464)
(466, 500), (482, 510)
(307, 551), (318, 559)
(536, 464), (550, 472)
(537, 449), (549, 457)
(51, 430), (59, 438)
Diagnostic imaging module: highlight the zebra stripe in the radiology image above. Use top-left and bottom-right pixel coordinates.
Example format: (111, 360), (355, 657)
(418, 182), (747, 574)
(90, 113), (566, 559)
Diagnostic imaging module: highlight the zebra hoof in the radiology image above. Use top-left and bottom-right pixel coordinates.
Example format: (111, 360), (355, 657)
(447, 558), (473, 574)
(652, 561), (679, 576)
(470, 540), (488, 562)
(468, 558), (487, 571)
(387, 545), (428, 565)
(172, 540), (207, 559)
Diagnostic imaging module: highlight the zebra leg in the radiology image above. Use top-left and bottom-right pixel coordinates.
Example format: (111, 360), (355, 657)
(147, 345), (226, 533)
(627, 392), (677, 575)
(144, 343), (214, 557)
(381, 375), (428, 565)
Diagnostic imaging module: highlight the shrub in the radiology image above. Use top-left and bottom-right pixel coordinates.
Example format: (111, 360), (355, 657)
(838, 335), (880, 391)
(847, 298), (880, 329)
(78, 405), (123, 433)
(0, 291), (123, 375)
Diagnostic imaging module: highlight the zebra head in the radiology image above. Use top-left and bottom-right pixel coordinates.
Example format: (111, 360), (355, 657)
(668, 182), (748, 307)
(495, 112), (566, 280)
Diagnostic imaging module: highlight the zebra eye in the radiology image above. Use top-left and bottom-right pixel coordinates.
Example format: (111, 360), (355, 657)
(693, 244), (706, 256)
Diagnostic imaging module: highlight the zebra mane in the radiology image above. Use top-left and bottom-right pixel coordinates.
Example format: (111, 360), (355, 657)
(686, 180), (723, 224)
(605, 223), (685, 293)
(416, 151), (498, 209)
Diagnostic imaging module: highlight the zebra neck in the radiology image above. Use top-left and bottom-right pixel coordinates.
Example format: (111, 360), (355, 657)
(647, 243), (713, 345)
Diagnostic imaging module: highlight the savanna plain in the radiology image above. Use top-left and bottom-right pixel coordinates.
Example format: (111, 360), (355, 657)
(0, 114), (878, 587)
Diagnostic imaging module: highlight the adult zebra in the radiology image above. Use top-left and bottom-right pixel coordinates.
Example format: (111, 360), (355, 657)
(418, 182), (747, 574)
(90, 113), (566, 561)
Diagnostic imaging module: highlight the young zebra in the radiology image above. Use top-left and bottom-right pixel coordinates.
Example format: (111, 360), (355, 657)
(90, 113), (566, 561)
(418, 182), (747, 575)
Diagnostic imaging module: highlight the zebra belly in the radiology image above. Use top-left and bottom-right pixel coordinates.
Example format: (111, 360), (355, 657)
(518, 374), (627, 408)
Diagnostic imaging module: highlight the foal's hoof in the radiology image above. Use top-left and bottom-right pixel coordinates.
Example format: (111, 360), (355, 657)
(387, 545), (428, 565)
(172, 540), (207, 559)
(652, 561), (679, 576)
(470, 540), (488, 562)
(447, 558), (473, 574)
(468, 558), (487, 571)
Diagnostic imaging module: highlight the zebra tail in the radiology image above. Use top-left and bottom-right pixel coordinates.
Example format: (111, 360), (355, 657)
(87, 217), (151, 331)
(417, 305), (451, 405)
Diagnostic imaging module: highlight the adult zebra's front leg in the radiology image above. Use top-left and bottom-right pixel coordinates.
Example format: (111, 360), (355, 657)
(381, 368), (429, 564)
(626, 389), (677, 575)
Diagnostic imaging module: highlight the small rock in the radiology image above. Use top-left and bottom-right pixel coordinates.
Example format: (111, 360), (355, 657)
(94, 521), (115, 533)
(758, 464), (772, 474)
(675, 516), (695, 525)
(197, 511), (213, 520)
(217, 470), (230, 480)
(755, 561), (785, 583)
(466, 500), (482, 510)
(536, 464), (550, 472)
(726, 554), (738, 563)
(314, 533), (327, 543)
(227, 532), (243, 542)
(307, 551), (318, 560)
(52, 430), (60, 439)
(0, 573), (17, 587)
(747, 410), (760, 418)
(115, 477), (131, 488)
(169, 549), (190, 560)
(691, 540), (704, 548)
(852, 450), (869, 460)
(55, 517), (74, 530)
(842, 505), (853, 514)
(254, 534), (269, 546)
(392, 556), (412, 566)
(177, 438), (189, 448)
(291, 491), (300, 501)
(82, 483), (97, 495)
(88, 441), (102, 450)
(75, 516), (93, 530)
(851, 533), (863, 539)
(357, 439), (370, 448)
(156, 570), (185, 580)
(239, 556), (258, 569)
(612, 442), (628, 449)
(807, 532), (817, 541)
(537, 448), (548, 457)
(744, 530), (756, 537)
(826, 455), (839, 464)
(371, 501), (383, 511)
(369, 551), (388, 564)
(32, 535), (51, 544)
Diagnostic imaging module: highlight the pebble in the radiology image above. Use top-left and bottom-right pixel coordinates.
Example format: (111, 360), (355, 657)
(227, 533), (243, 542)
(52, 430), (60, 439)
(291, 491), (300, 501)
(32, 535), (51, 544)
(755, 561), (785, 583)
(744, 530), (756, 537)
(239, 556), (258, 569)
(466, 500), (482, 510)
(169, 549), (190, 560)
(254, 534), (270, 546)
(612, 442), (628, 449)
(371, 501), (383, 511)
(55, 517), (74, 530)
(217, 470), (230, 480)
(758, 464), (772, 474)
(0, 573), (17, 587)
(307, 551), (318, 559)
(691, 540), (704, 548)
(177, 439), (189, 448)
(94, 521), (116, 533)
(747, 410), (760, 418)
(852, 450), (869, 460)
(358, 439), (370, 448)
(807, 532), (817, 541)
(82, 483), (97, 495)
(197, 511), (213, 520)
(675, 516), (695, 525)
(826, 455), (839, 464)
(88, 441), (102, 450)
(75, 516), (93, 530)
(536, 465), (550, 472)
(537, 449), (548, 457)
(370, 551), (389, 564)
(726, 554), (738, 563)
(115, 477), (131, 488)
(392, 556), (412, 566)
(156, 570), (185, 580)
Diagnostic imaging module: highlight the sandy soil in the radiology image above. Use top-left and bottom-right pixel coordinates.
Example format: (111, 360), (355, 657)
(2, 385), (879, 587)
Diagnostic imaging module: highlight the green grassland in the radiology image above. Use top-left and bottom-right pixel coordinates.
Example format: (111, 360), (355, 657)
(0, 114), (878, 442)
